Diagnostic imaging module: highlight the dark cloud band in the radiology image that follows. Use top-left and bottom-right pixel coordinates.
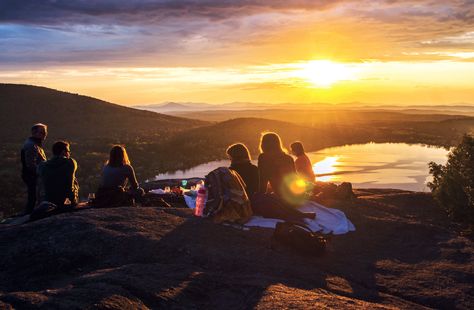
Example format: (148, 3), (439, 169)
(0, 0), (342, 25)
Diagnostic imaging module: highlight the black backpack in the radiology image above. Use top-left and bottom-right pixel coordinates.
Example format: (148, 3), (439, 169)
(272, 222), (327, 256)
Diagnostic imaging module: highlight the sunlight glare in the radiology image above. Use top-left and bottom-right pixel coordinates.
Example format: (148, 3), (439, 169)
(317, 175), (335, 182)
(314, 156), (340, 174)
(296, 60), (359, 87)
(314, 156), (340, 181)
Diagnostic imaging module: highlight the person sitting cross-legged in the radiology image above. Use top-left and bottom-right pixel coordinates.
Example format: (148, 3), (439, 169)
(37, 141), (79, 208)
(94, 145), (144, 207)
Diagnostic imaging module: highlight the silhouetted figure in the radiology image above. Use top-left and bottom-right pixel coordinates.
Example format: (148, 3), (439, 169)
(37, 141), (79, 208)
(20, 123), (47, 214)
(255, 132), (314, 222)
(290, 141), (315, 182)
(98, 145), (144, 205)
(257, 132), (296, 197)
(227, 143), (258, 198)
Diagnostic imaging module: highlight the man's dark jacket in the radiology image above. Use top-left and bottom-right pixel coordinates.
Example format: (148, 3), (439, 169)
(38, 156), (79, 206)
(21, 137), (46, 181)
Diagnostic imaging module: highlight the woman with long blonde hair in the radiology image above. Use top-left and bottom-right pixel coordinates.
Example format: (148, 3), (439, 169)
(254, 132), (314, 222)
(257, 132), (296, 197)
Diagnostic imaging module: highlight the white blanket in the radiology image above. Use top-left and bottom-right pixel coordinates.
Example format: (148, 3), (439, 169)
(244, 201), (355, 235)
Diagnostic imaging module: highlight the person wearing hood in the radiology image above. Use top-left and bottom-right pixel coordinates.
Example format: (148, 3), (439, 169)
(20, 123), (47, 214)
(37, 141), (79, 208)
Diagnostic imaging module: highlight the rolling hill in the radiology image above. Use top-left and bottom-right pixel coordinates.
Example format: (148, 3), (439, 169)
(0, 84), (208, 216)
(0, 84), (206, 142)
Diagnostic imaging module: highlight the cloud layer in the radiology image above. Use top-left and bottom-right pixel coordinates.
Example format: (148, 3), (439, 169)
(0, 0), (473, 68)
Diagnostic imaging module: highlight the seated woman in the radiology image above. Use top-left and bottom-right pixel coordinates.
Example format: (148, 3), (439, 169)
(226, 143), (258, 198)
(258, 132), (295, 198)
(255, 132), (314, 222)
(95, 145), (144, 207)
(290, 141), (315, 182)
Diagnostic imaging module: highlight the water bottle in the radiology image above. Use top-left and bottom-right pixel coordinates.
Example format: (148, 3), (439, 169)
(194, 186), (207, 217)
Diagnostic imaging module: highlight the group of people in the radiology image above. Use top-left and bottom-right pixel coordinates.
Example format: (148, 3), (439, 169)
(21, 123), (316, 221)
(227, 134), (315, 198)
(227, 132), (316, 223)
(20, 123), (143, 214)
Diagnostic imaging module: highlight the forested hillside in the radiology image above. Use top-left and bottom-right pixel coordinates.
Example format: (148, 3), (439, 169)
(0, 84), (207, 216)
(1, 84), (473, 217)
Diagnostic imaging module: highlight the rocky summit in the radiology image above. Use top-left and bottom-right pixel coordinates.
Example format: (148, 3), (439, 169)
(1, 189), (473, 309)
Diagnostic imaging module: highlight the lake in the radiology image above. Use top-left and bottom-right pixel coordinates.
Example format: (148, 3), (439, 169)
(154, 143), (449, 191)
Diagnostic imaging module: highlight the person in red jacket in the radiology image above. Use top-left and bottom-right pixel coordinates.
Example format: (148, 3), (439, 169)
(290, 141), (316, 182)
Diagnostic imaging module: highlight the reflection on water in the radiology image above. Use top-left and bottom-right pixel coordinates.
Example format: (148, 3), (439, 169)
(309, 143), (448, 191)
(312, 156), (339, 178)
(154, 159), (231, 180)
(155, 143), (449, 192)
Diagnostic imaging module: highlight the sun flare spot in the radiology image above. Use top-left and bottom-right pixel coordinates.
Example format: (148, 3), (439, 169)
(289, 178), (307, 195)
(296, 60), (359, 87)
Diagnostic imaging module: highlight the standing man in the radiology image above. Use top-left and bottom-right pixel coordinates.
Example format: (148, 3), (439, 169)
(21, 123), (47, 214)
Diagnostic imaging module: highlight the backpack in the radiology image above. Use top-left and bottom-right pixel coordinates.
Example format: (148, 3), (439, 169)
(204, 167), (253, 224)
(272, 222), (327, 256)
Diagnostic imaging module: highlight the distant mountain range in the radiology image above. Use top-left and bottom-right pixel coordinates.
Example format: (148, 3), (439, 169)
(133, 101), (275, 113)
(134, 101), (474, 115)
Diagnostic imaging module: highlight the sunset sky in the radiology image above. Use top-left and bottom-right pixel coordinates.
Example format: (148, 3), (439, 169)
(1, 0), (473, 106)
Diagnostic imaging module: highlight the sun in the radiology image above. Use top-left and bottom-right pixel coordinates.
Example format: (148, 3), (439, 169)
(296, 60), (358, 88)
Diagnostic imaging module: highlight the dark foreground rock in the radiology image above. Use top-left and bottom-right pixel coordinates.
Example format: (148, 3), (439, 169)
(0, 189), (473, 309)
